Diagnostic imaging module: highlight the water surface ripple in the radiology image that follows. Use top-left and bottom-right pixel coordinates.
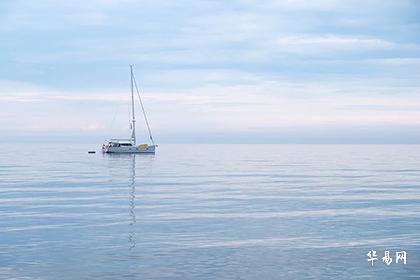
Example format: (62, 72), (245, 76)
(0, 144), (419, 279)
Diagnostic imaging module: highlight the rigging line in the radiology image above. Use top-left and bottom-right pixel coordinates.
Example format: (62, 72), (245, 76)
(132, 74), (155, 145)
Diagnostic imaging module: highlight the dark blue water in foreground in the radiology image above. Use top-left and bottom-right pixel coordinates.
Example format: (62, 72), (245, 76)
(0, 144), (419, 279)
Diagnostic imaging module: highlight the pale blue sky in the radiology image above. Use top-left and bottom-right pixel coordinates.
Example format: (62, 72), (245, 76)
(1, 0), (420, 143)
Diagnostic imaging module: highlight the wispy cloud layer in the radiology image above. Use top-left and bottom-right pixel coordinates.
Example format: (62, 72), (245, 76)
(1, 0), (419, 142)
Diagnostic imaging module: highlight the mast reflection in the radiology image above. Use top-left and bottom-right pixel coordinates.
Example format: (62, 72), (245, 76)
(103, 152), (155, 250)
(128, 154), (136, 249)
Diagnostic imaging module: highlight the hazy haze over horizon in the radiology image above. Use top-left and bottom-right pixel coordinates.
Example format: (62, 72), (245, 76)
(1, 0), (420, 143)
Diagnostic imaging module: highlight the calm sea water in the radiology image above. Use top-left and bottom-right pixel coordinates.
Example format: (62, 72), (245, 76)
(0, 144), (419, 279)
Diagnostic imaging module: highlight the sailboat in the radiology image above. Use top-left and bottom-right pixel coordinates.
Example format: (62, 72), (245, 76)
(102, 65), (157, 153)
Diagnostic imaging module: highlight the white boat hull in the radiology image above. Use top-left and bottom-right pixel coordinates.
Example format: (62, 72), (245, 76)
(103, 145), (156, 154)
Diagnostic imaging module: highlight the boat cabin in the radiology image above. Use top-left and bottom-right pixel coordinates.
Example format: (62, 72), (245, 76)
(105, 139), (133, 147)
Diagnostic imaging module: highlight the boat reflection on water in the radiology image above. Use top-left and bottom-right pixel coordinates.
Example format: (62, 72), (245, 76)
(128, 154), (136, 250)
(102, 152), (155, 250)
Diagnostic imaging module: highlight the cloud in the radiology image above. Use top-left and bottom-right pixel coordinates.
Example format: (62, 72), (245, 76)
(275, 35), (396, 53)
(1, 76), (419, 137)
(367, 57), (420, 65)
(0, 0), (419, 142)
(237, 0), (344, 11)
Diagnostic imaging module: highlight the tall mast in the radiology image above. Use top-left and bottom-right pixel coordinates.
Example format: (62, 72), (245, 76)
(130, 65), (136, 145)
